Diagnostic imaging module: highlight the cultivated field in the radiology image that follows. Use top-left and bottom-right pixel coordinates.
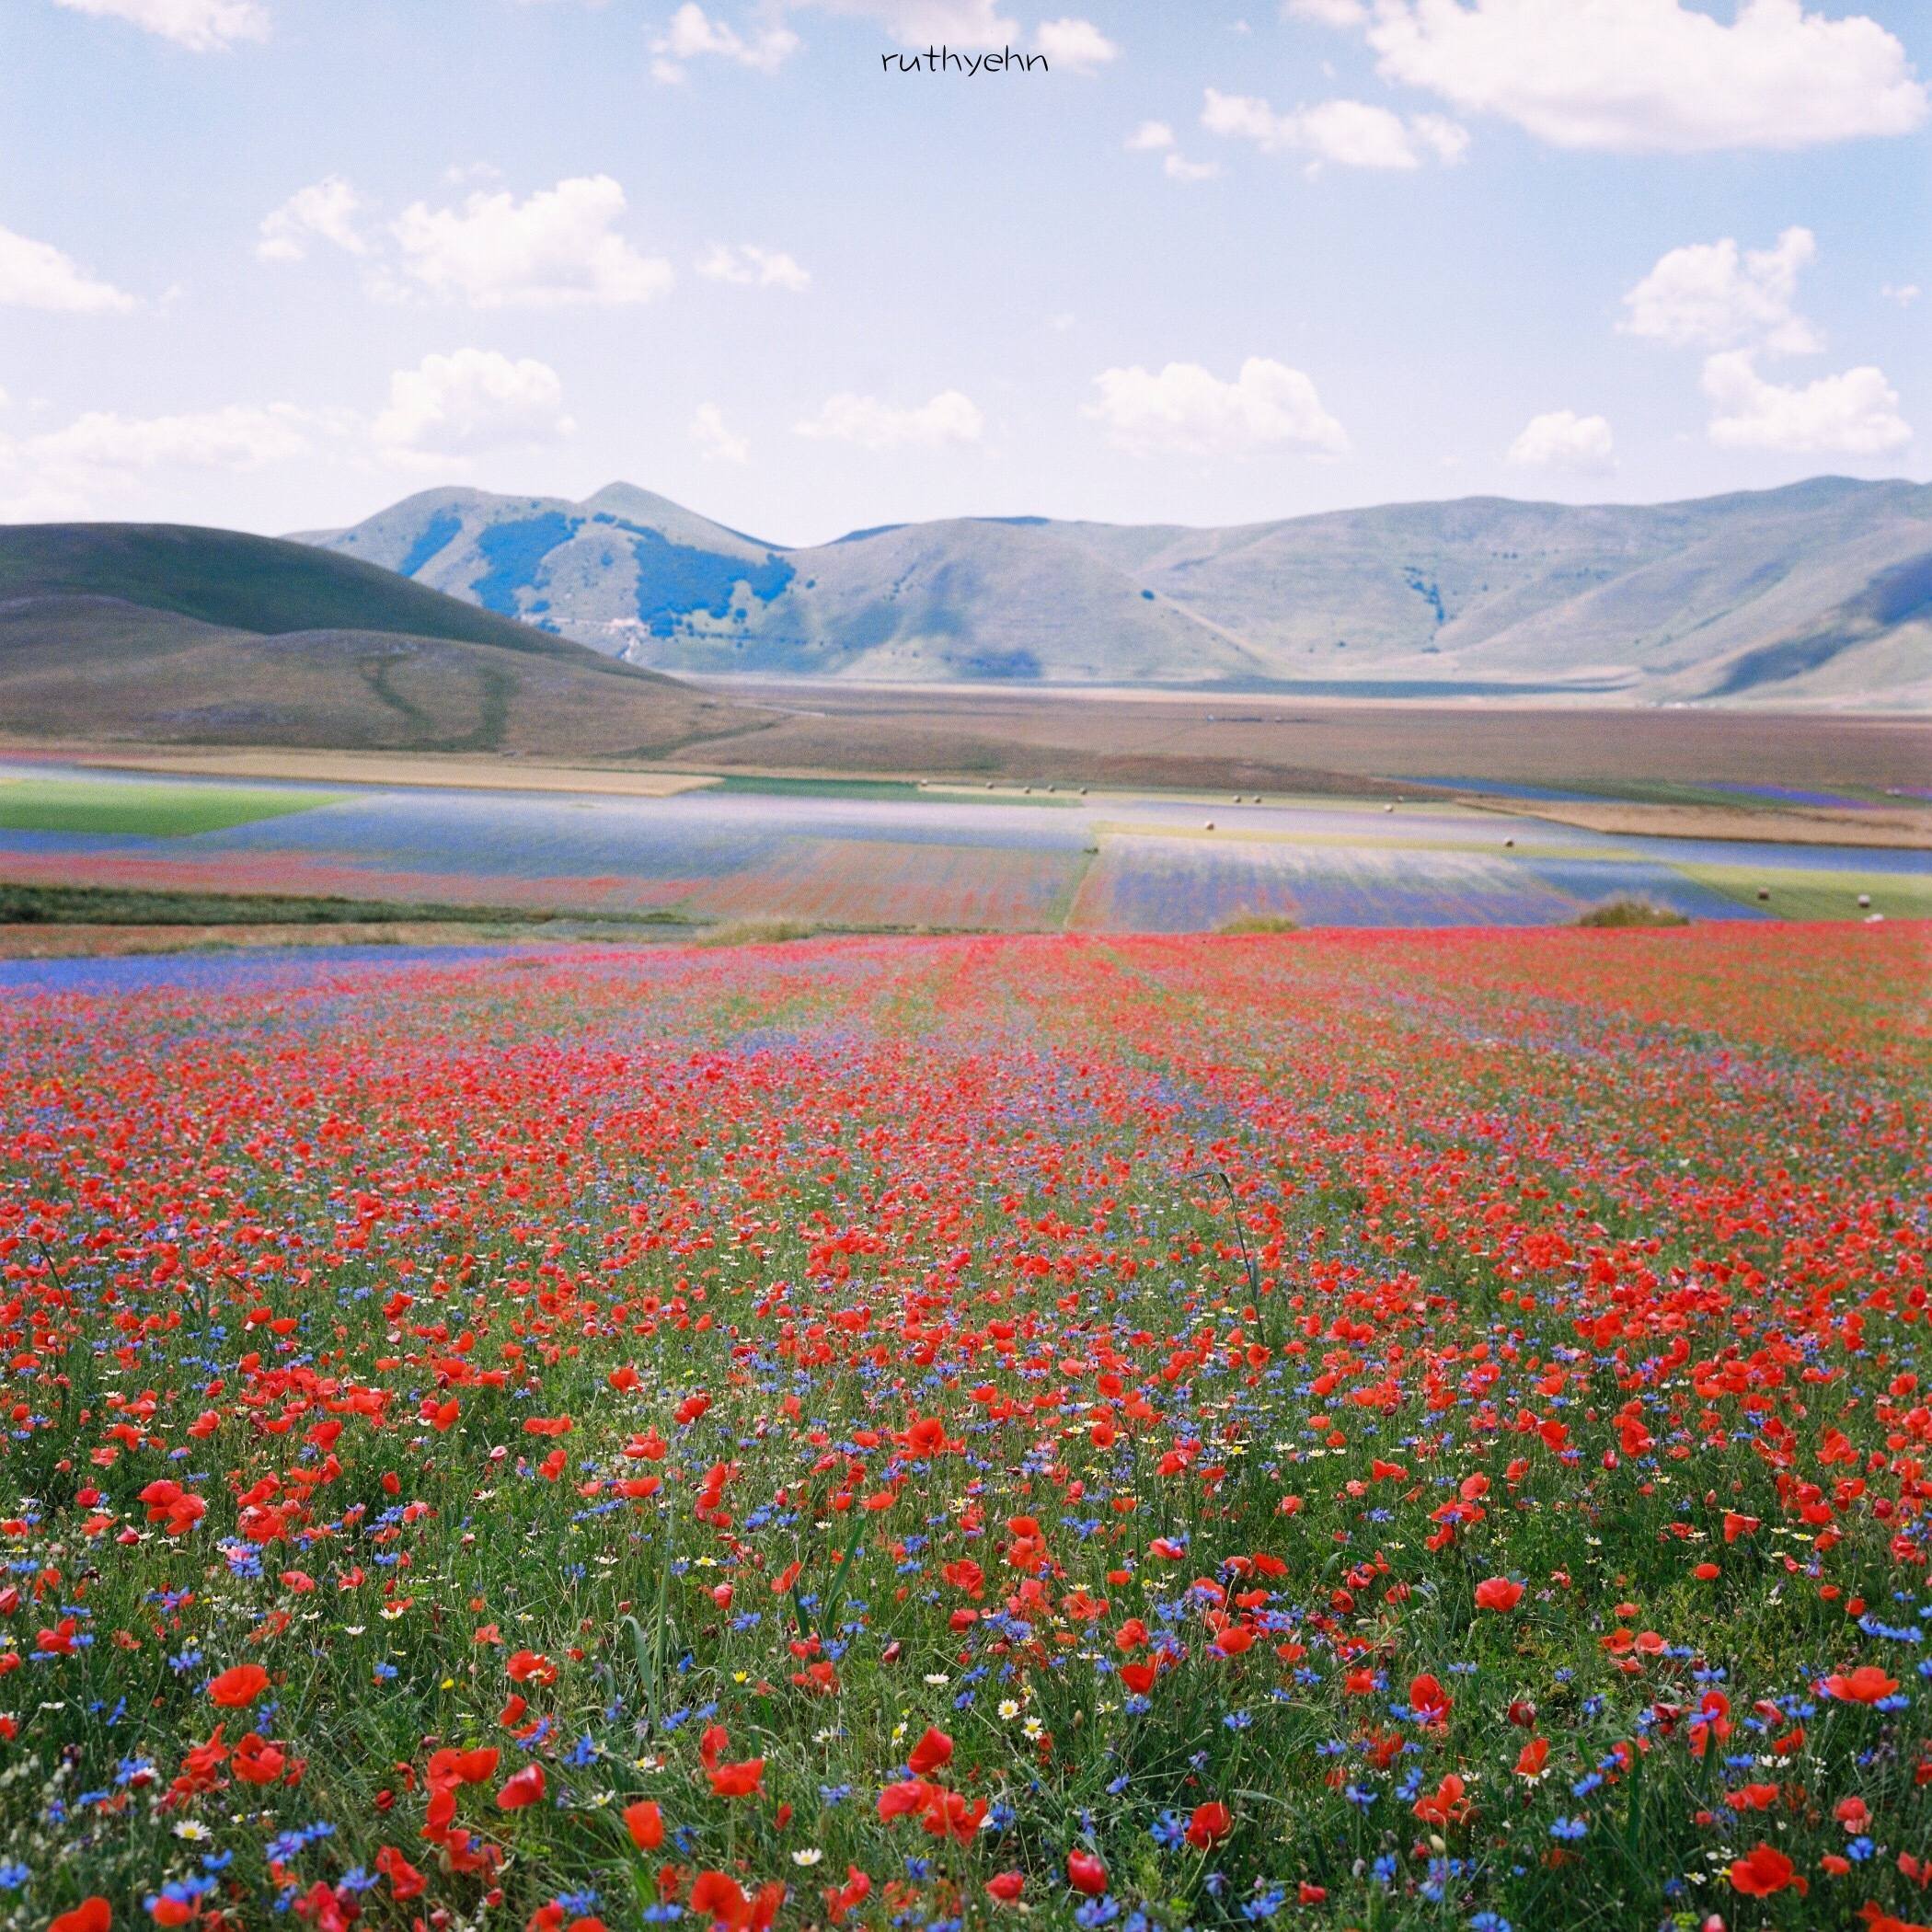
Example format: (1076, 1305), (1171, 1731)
(0, 922), (1925, 1931)
(3, 764), (1924, 943)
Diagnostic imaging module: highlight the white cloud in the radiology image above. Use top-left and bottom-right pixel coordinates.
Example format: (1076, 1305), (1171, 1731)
(257, 177), (366, 263)
(1358, 0), (1927, 153)
(690, 402), (751, 464)
(0, 224), (135, 314)
(1701, 351), (1911, 455)
(1085, 357), (1348, 457)
(27, 403), (315, 470)
(798, 1), (1017, 49)
(696, 243), (811, 291)
(1202, 87), (1467, 167)
(1284, 0), (1366, 22)
(650, 1), (1019, 76)
(1881, 282), (1920, 307)
(1126, 121), (1219, 178)
(650, 3), (800, 80)
(52, 0), (268, 50)
(1035, 17), (1118, 70)
(1621, 227), (1820, 353)
(793, 388), (984, 449)
(389, 176), (673, 308)
(1506, 408), (1616, 472)
(0, 397), (337, 520)
(374, 348), (575, 459)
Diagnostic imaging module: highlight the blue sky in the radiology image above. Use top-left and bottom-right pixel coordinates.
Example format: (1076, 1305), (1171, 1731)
(1, 0), (1926, 543)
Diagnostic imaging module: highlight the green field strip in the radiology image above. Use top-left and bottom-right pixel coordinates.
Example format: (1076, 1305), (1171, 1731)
(0, 778), (344, 837)
(1675, 861), (1932, 922)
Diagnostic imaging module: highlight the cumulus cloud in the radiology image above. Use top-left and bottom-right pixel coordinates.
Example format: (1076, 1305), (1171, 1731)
(1202, 88), (1467, 167)
(373, 348), (575, 459)
(1035, 17), (1118, 70)
(650, 3), (800, 80)
(1621, 227), (1821, 354)
(0, 224), (135, 314)
(1354, 0), (1926, 153)
(52, 0), (268, 50)
(793, 389), (984, 449)
(25, 403), (315, 471)
(1701, 351), (1911, 454)
(1506, 408), (1616, 472)
(1085, 357), (1348, 458)
(690, 402), (751, 464)
(257, 177), (366, 263)
(389, 176), (673, 308)
(650, 1), (1020, 76)
(1881, 282), (1920, 307)
(696, 243), (811, 291)
(799, 1), (1017, 49)
(0, 398), (328, 519)
(1126, 121), (1220, 178)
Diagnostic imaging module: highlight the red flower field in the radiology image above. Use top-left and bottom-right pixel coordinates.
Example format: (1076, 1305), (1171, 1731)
(0, 921), (1926, 1930)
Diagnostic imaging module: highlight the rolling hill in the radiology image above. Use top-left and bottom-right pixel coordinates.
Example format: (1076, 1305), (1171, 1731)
(0, 523), (763, 753)
(305, 476), (1932, 708)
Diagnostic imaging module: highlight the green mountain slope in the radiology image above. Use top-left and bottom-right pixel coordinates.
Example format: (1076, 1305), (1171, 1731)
(0, 524), (762, 753)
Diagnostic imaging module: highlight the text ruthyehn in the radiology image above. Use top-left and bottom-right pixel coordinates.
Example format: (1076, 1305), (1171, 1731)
(881, 45), (1050, 74)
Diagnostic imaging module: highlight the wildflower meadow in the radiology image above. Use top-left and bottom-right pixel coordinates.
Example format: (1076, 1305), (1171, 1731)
(0, 922), (1926, 1932)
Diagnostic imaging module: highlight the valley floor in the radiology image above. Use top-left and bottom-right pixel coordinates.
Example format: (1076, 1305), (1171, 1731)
(0, 754), (1925, 943)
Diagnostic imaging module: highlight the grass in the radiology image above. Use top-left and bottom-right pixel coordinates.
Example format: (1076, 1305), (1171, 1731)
(1217, 911), (1301, 935)
(711, 775), (932, 801)
(0, 522), (590, 658)
(1574, 897), (1691, 928)
(0, 880), (692, 928)
(694, 916), (818, 947)
(1677, 862), (1932, 921)
(0, 778), (340, 837)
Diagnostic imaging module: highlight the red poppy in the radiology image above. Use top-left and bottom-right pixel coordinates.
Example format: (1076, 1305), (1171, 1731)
(50, 1903), (110, 1932)
(624, 1800), (664, 1849)
(707, 1756), (765, 1799)
(208, 1664), (270, 1708)
(1409, 1674), (1451, 1726)
(1823, 1666), (1898, 1705)
(1184, 1801), (1233, 1848)
(907, 1727), (953, 1776)
(232, 1732), (285, 1784)
(687, 1871), (746, 1926)
(1729, 1842), (1803, 1896)
(1474, 1577), (1524, 1612)
(1067, 1851), (1108, 1896)
(497, 1764), (546, 1810)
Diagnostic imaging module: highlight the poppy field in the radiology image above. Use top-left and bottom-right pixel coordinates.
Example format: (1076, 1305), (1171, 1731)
(1, 920), (1928, 1932)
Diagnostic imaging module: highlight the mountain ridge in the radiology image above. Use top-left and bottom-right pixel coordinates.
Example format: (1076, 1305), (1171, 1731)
(291, 473), (1932, 710)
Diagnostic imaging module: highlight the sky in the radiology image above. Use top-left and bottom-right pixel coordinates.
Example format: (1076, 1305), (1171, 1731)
(1, 0), (1927, 546)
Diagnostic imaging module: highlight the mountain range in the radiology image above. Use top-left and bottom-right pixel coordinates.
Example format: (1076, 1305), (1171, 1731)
(295, 475), (1932, 708)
